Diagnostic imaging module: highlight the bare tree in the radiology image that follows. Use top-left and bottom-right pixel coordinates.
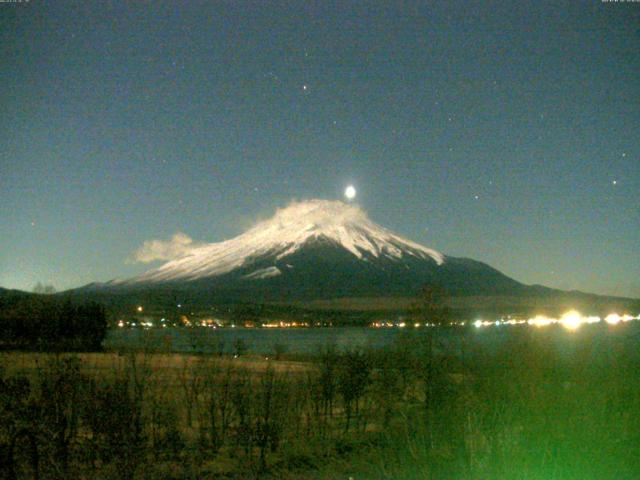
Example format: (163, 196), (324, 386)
(412, 283), (451, 445)
(337, 349), (371, 432)
(412, 283), (451, 327)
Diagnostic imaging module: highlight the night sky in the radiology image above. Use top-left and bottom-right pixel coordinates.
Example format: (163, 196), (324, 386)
(1, 1), (638, 297)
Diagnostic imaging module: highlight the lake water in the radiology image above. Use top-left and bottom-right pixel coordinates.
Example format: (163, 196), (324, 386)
(104, 322), (640, 356)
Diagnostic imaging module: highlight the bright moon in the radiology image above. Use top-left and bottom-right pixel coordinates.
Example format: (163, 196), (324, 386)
(345, 185), (356, 200)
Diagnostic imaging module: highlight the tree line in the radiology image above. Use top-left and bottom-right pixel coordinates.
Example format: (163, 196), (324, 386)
(0, 293), (107, 351)
(2, 327), (639, 479)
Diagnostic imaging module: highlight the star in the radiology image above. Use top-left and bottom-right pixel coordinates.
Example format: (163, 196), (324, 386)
(302, 84), (308, 91)
(612, 180), (617, 186)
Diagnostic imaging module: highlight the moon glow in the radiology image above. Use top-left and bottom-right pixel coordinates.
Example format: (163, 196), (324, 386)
(345, 185), (356, 200)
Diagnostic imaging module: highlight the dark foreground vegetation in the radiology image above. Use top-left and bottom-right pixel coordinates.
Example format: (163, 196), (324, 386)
(0, 292), (107, 351)
(1, 325), (639, 479)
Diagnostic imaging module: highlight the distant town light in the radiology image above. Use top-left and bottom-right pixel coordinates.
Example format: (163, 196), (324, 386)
(560, 310), (582, 330)
(528, 315), (553, 327)
(136, 306), (143, 312)
(605, 313), (621, 325)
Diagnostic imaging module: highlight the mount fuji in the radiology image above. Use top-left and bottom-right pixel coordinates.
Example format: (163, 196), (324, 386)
(83, 199), (532, 301)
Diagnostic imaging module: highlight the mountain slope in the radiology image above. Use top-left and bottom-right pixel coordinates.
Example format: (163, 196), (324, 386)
(68, 199), (639, 317)
(124, 200), (444, 284)
(86, 199), (530, 301)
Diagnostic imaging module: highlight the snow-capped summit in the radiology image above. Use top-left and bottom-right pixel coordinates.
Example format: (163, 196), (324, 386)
(71, 199), (633, 308)
(81, 198), (531, 301)
(130, 199), (444, 284)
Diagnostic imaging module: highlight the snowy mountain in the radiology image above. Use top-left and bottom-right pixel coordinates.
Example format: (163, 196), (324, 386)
(89, 199), (526, 300)
(127, 199), (444, 284)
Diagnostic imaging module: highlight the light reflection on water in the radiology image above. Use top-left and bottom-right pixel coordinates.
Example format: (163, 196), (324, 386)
(104, 322), (640, 356)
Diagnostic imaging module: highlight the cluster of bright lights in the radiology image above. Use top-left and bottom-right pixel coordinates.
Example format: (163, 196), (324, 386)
(474, 311), (639, 330)
(118, 319), (154, 328)
(604, 313), (635, 325)
(262, 321), (310, 328)
(370, 321), (443, 328)
(473, 319), (523, 328)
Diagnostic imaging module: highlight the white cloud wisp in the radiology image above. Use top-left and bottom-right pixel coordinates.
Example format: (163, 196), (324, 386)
(131, 232), (203, 263)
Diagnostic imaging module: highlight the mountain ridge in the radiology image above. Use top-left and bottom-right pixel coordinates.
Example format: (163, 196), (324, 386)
(124, 199), (444, 285)
(68, 199), (637, 315)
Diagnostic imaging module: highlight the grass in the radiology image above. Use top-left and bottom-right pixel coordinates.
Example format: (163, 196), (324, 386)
(0, 351), (309, 376)
(1, 323), (639, 479)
